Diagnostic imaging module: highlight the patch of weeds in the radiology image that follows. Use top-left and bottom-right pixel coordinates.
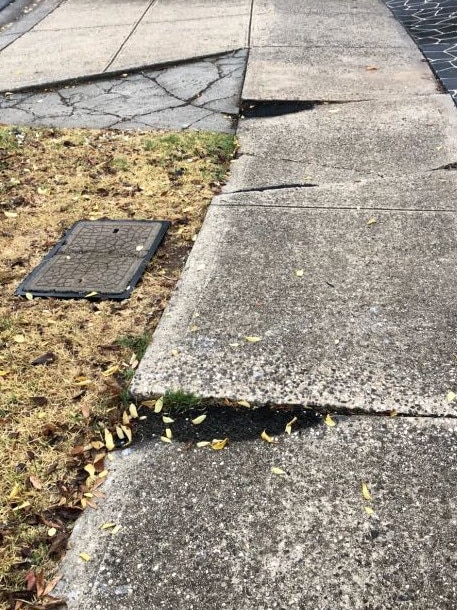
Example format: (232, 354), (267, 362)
(163, 390), (202, 413)
(111, 156), (129, 171)
(116, 332), (150, 361)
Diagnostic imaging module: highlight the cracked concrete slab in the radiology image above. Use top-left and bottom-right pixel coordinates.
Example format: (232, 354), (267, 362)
(243, 46), (437, 101)
(131, 201), (457, 416)
(0, 51), (246, 133)
(55, 415), (457, 609)
(235, 96), (457, 186)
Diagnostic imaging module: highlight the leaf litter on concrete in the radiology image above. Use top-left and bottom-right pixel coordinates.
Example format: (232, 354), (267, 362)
(0, 124), (235, 607)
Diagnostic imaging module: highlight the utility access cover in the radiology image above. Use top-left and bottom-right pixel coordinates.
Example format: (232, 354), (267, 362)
(16, 219), (170, 300)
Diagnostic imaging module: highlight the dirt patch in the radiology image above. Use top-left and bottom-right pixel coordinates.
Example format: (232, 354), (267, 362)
(0, 125), (235, 607)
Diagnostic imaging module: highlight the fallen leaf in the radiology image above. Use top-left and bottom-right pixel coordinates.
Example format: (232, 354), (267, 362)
(229, 342), (239, 347)
(366, 65), (379, 71)
(129, 403), (138, 418)
(154, 397), (164, 413)
(295, 269), (304, 277)
(389, 409), (398, 417)
(245, 336), (262, 343)
(37, 187), (48, 195)
(111, 525), (121, 535)
(0, 369), (10, 376)
(160, 436), (172, 443)
(31, 351), (56, 366)
(271, 466), (286, 475)
(367, 218), (377, 226)
(100, 522), (116, 530)
(285, 416), (298, 435)
(165, 427), (173, 439)
(3, 210), (17, 218)
(211, 438), (228, 450)
(261, 430), (278, 444)
(85, 291), (98, 298)
(162, 416), (174, 424)
(121, 425), (132, 444)
(91, 441), (104, 450)
(13, 501), (31, 511)
(237, 400), (251, 408)
(324, 414), (336, 427)
(84, 464), (95, 477)
(13, 334), (25, 343)
(446, 391), (456, 403)
(196, 441), (211, 447)
(171, 349), (179, 357)
(104, 429), (115, 451)
(29, 475), (42, 490)
(122, 411), (130, 425)
(191, 414), (207, 425)
(9, 482), (21, 500)
(25, 292), (33, 300)
(364, 506), (374, 515)
(79, 553), (91, 562)
(362, 483), (372, 501)
(74, 376), (91, 386)
(116, 426), (125, 439)
(48, 528), (57, 537)
(102, 364), (119, 377)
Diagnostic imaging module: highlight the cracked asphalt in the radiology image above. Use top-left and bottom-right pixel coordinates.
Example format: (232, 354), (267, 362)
(0, 50), (247, 133)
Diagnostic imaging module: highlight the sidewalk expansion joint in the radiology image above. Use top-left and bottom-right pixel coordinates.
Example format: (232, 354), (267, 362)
(226, 183), (319, 194)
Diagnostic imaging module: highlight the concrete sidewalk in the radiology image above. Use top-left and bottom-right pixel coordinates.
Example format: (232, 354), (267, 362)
(4, 0), (457, 607)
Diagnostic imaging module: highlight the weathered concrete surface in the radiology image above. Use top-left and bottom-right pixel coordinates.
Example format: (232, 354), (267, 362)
(131, 202), (457, 415)
(243, 46), (437, 101)
(0, 0), (251, 91)
(234, 96), (457, 187)
(220, 171), (457, 207)
(0, 51), (246, 132)
(254, 0), (393, 15)
(56, 415), (457, 609)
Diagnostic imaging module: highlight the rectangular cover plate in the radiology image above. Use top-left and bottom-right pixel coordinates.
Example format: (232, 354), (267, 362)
(15, 219), (170, 300)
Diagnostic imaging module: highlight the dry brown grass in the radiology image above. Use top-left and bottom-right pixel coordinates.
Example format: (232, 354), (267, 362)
(0, 125), (235, 607)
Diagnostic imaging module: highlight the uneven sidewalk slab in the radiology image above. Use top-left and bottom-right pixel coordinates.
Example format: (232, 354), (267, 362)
(56, 416), (457, 609)
(131, 197), (457, 415)
(243, 46), (437, 101)
(233, 96), (457, 189)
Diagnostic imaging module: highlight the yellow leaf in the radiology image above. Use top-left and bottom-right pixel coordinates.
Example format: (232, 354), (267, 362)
(122, 411), (130, 425)
(104, 429), (115, 451)
(121, 426), (132, 444)
(211, 438), (228, 450)
(116, 426), (125, 439)
(229, 342), (239, 347)
(196, 441), (211, 447)
(190, 325), (199, 332)
(446, 391), (456, 403)
(111, 525), (121, 535)
(191, 414), (207, 425)
(100, 522), (116, 530)
(9, 483), (21, 500)
(25, 293), (33, 301)
(295, 269), (304, 277)
(13, 334), (25, 343)
(367, 218), (377, 226)
(129, 403), (138, 418)
(140, 399), (155, 407)
(0, 369), (10, 376)
(85, 291), (98, 298)
(245, 336), (262, 343)
(261, 430), (277, 444)
(74, 376), (91, 386)
(165, 427), (173, 439)
(389, 410), (398, 417)
(162, 416), (174, 424)
(37, 187), (48, 195)
(324, 414), (336, 427)
(285, 416), (298, 435)
(84, 464), (95, 477)
(271, 466), (286, 475)
(48, 528), (57, 537)
(362, 483), (372, 501)
(102, 365), (119, 377)
(160, 436), (172, 443)
(154, 397), (164, 413)
(79, 553), (91, 562)
(237, 400), (250, 408)
(3, 210), (17, 218)
(98, 470), (108, 478)
(171, 349), (179, 357)
(364, 506), (374, 515)
(91, 441), (104, 450)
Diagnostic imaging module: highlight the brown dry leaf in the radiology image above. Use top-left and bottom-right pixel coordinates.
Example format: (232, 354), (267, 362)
(29, 475), (43, 490)
(365, 65), (379, 71)
(211, 438), (228, 450)
(191, 414), (207, 425)
(80, 404), (90, 419)
(261, 430), (277, 444)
